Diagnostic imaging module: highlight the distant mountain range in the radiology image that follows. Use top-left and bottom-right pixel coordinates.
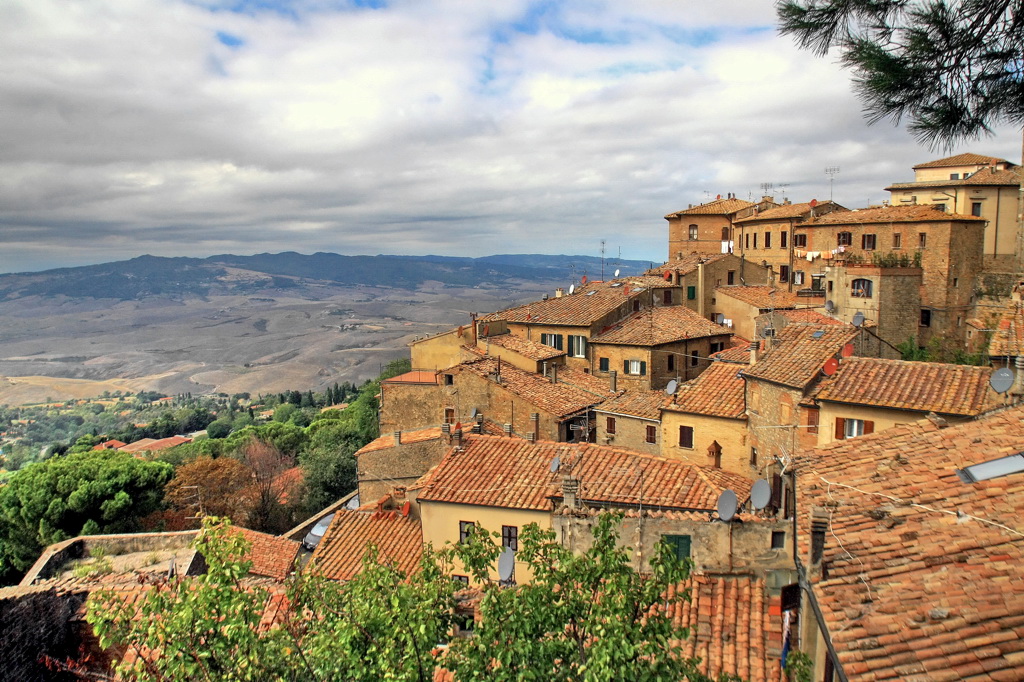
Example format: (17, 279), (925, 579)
(0, 252), (656, 301)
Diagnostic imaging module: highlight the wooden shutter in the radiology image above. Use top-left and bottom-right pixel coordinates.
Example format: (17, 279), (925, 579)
(834, 418), (846, 440)
(624, 360), (629, 373)
(687, 286), (696, 300)
(639, 361), (647, 376)
(599, 357), (609, 372)
(864, 420), (874, 434)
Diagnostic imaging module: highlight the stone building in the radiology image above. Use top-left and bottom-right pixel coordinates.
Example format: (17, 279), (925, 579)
(825, 263), (922, 358)
(664, 194), (773, 259)
(593, 389), (667, 455)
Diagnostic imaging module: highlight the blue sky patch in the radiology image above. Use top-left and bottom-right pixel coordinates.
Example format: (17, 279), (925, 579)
(216, 31), (245, 48)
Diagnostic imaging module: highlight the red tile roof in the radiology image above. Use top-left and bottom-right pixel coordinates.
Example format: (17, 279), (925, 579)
(912, 153), (1012, 169)
(888, 165), (1021, 189)
(734, 200), (845, 223)
(812, 357), (999, 416)
(356, 426), (444, 456)
(594, 390), (669, 421)
(803, 204), (985, 225)
(715, 285), (800, 309)
(797, 405), (1024, 680)
(383, 370), (439, 385)
(666, 362), (746, 419)
(312, 509), (423, 581)
(482, 333), (565, 360)
(666, 197), (755, 217)
(233, 528), (300, 580)
(741, 324), (858, 389)
(646, 253), (731, 275)
(773, 309), (845, 326)
(119, 436), (192, 453)
(480, 280), (633, 327)
(416, 435), (752, 513)
(988, 303), (1024, 358)
(591, 306), (730, 346)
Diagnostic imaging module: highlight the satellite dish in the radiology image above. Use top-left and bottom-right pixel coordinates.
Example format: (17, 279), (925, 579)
(810, 199), (818, 208)
(991, 367), (1015, 394)
(569, 284), (576, 295)
(663, 271), (672, 281)
(470, 408), (478, 418)
(822, 357), (839, 376)
(717, 489), (738, 522)
(824, 300), (835, 313)
(454, 422), (462, 432)
(614, 269), (620, 277)
(550, 456), (561, 473)
(842, 343), (854, 358)
(581, 275), (588, 284)
(751, 480), (771, 510)
(497, 547), (515, 581)
(665, 379), (678, 395)
(852, 311), (865, 327)
(401, 501), (411, 517)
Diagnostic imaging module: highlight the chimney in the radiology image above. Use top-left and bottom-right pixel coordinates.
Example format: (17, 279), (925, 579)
(441, 423), (451, 435)
(749, 341), (759, 365)
(530, 413), (540, 441)
(470, 312), (478, 345)
(453, 429), (463, 448)
(562, 476), (579, 510)
(542, 361), (548, 378)
(809, 508), (829, 579)
(394, 431), (401, 445)
(503, 423), (512, 435)
(550, 364), (558, 384)
(555, 288), (565, 298)
(609, 370), (617, 392)
(527, 433), (535, 442)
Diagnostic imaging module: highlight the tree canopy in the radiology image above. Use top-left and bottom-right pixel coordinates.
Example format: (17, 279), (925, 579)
(777, 0), (1023, 144)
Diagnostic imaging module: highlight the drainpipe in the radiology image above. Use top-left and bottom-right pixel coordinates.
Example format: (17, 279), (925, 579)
(697, 261), (706, 318)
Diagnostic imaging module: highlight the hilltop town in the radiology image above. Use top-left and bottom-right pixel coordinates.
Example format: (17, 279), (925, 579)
(3, 152), (1024, 681)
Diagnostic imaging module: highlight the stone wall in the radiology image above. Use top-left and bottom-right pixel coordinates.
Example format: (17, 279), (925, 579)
(356, 434), (450, 504)
(0, 584), (89, 682)
(379, 380), (443, 433)
(594, 411), (661, 455)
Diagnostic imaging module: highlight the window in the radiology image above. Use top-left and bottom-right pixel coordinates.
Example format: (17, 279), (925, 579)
(934, 203), (946, 213)
(567, 334), (587, 358)
(950, 173), (960, 180)
(444, 408), (455, 424)
(837, 232), (852, 246)
(540, 333), (563, 350)
(688, 224), (698, 240)
(687, 285), (696, 300)
(625, 359), (647, 375)
(972, 201), (983, 217)
(861, 233), (877, 250)
(645, 425), (657, 444)
(793, 270), (805, 285)
(690, 350), (699, 367)
(667, 354), (675, 372)
(727, 270), (735, 285)
(606, 416), (616, 434)
(920, 308), (931, 327)
(851, 278), (873, 298)
(771, 531), (786, 549)
(632, 299), (641, 312)
(452, 574), (469, 584)
(678, 425), (694, 448)
(764, 232), (772, 249)
(501, 525), (518, 551)
(710, 341), (725, 354)
(794, 233), (807, 248)
(749, 447), (757, 466)
(779, 265), (790, 282)
(599, 357), (609, 372)
(721, 226), (730, 241)
(827, 280), (833, 292)
(745, 233), (750, 250)
(807, 408), (819, 434)
(662, 534), (691, 561)
(444, 373), (454, 385)
(953, 277), (958, 288)
(753, 233), (758, 249)
(663, 289), (673, 305)
(892, 233), (902, 249)
(781, 231), (788, 248)
(919, 232), (927, 248)
(459, 521), (475, 544)
(834, 418), (874, 440)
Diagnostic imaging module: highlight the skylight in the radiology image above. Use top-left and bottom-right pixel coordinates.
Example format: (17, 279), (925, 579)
(956, 453), (1024, 483)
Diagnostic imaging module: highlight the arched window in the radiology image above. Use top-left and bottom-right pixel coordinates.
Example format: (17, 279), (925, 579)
(851, 278), (873, 298)
(688, 224), (699, 240)
(721, 226), (730, 241)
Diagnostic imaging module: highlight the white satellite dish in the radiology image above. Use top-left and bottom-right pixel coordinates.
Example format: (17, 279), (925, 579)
(614, 269), (620, 277)
(991, 367), (1015, 394)
(717, 489), (738, 522)
(497, 547), (515, 582)
(852, 311), (865, 327)
(550, 456), (561, 473)
(824, 300), (835, 313)
(665, 379), (678, 396)
(569, 284), (576, 295)
(751, 479), (771, 510)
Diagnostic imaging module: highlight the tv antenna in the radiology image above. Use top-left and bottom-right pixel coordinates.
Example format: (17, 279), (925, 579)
(759, 182), (774, 198)
(825, 166), (840, 201)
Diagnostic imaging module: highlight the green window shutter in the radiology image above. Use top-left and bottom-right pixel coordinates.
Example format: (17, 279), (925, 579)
(639, 361), (647, 376)
(663, 535), (691, 561)
(624, 360), (629, 373)
(687, 286), (696, 300)
(556, 335), (564, 350)
(599, 357), (609, 372)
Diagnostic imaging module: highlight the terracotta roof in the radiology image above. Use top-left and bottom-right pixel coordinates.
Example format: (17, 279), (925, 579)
(119, 436), (192, 453)
(734, 200), (845, 223)
(482, 333), (565, 360)
(666, 197), (755, 217)
(591, 306), (730, 346)
(888, 165), (1021, 189)
(312, 509), (423, 581)
(92, 439), (127, 450)
(796, 405), (1024, 680)
(233, 527), (300, 580)
(773, 309), (845, 326)
(594, 390), (668, 421)
(665, 362), (746, 419)
(715, 286), (800, 309)
(741, 324), (858, 389)
(382, 370), (439, 385)
(118, 438), (157, 452)
(480, 280), (633, 327)
(646, 253), (731, 275)
(812, 357), (998, 416)
(668, 575), (783, 682)
(416, 434), (752, 513)
(356, 426), (444, 456)
(454, 357), (614, 419)
(912, 153), (1012, 169)
(988, 303), (1024, 357)
(802, 204), (985, 225)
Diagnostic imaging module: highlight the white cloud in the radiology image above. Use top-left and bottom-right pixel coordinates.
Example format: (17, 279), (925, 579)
(0, 0), (1017, 273)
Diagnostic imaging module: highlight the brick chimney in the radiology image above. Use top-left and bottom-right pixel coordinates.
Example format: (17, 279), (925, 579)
(530, 413), (540, 441)
(550, 364), (558, 384)
(609, 369), (617, 392)
(562, 476), (579, 510)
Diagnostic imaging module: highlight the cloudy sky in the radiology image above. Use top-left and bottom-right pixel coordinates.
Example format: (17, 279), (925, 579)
(1, 0), (1018, 274)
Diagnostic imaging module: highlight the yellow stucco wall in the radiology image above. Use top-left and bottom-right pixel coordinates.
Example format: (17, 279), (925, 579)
(411, 328), (470, 371)
(660, 411), (751, 478)
(815, 401), (972, 446)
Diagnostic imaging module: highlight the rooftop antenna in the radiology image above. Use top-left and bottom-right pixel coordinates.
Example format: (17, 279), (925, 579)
(600, 240), (606, 281)
(778, 183), (790, 201)
(825, 166), (840, 201)
(759, 182), (774, 199)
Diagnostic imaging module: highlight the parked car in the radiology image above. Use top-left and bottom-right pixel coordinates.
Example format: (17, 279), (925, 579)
(302, 513), (336, 551)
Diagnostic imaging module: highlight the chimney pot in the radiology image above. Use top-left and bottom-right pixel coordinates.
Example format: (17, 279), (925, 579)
(562, 475), (580, 509)
(394, 431), (401, 445)
(551, 364), (558, 384)
(609, 370), (618, 392)
(441, 423), (450, 434)
(503, 423), (512, 435)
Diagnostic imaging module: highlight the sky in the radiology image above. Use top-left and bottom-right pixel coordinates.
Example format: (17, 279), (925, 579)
(0, 0), (1019, 274)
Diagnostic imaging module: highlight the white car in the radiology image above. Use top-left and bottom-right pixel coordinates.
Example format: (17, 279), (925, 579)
(302, 513), (335, 551)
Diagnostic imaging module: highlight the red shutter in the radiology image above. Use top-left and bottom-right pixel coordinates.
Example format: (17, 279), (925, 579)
(834, 418), (846, 440)
(864, 420), (874, 435)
